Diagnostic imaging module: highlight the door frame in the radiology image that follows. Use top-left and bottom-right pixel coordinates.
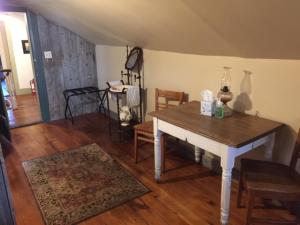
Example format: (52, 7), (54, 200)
(0, 6), (50, 122)
(26, 11), (50, 122)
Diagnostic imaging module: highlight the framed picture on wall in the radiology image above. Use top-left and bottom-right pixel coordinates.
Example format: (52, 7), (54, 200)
(21, 40), (30, 54)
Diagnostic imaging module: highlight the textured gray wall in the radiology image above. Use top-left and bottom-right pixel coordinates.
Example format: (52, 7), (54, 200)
(37, 15), (98, 121)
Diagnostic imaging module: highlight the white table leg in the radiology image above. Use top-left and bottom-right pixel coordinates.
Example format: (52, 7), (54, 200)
(194, 146), (201, 163)
(264, 132), (275, 161)
(220, 147), (235, 225)
(153, 117), (162, 181)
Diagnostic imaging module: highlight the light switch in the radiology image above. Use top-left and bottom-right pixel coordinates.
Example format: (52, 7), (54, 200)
(44, 51), (52, 59)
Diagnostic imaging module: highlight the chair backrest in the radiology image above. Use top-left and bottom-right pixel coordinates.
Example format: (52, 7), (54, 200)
(290, 128), (300, 171)
(29, 79), (36, 95)
(155, 88), (186, 111)
(182, 93), (189, 104)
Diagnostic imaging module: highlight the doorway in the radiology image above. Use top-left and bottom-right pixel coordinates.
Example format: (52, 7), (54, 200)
(0, 12), (42, 128)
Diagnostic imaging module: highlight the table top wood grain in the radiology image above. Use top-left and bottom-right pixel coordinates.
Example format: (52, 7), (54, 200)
(149, 101), (284, 148)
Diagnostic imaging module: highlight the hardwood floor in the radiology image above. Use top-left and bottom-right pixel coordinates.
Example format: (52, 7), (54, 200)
(2, 113), (297, 225)
(7, 94), (41, 128)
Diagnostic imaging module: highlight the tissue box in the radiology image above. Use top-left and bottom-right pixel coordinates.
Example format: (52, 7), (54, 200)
(201, 100), (215, 116)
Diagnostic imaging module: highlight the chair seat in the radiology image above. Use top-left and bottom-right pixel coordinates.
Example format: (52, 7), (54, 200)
(241, 158), (292, 176)
(246, 174), (300, 194)
(241, 159), (300, 196)
(134, 121), (153, 134)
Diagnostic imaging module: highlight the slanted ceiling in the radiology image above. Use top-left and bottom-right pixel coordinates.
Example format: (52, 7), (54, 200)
(6, 0), (300, 59)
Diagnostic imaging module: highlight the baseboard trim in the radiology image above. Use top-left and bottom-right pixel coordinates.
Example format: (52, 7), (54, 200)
(16, 88), (32, 95)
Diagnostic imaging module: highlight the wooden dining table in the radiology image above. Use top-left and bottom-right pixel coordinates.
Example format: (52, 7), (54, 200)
(149, 101), (284, 225)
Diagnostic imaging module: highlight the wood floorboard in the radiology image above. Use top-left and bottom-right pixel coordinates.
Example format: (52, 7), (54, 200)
(7, 94), (42, 128)
(2, 113), (297, 225)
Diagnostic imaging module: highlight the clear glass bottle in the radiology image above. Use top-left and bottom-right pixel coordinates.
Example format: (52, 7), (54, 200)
(221, 66), (232, 93)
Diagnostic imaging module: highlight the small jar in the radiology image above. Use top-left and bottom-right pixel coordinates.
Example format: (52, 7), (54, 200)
(214, 99), (224, 119)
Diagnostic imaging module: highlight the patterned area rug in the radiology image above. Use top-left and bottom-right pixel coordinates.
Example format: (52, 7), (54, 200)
(23, 143), (149, 225)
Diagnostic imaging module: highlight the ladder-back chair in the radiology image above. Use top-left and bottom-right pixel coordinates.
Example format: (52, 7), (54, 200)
(134, 88), (187, 172)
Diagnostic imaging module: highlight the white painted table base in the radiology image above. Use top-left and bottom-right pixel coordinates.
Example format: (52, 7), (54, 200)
(153, 117), (276, 225)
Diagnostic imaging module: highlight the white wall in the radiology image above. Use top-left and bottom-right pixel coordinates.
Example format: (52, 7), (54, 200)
(96, 45), (300, 170)
(0, 22), (10, 69)
(2, 13), (34, 90)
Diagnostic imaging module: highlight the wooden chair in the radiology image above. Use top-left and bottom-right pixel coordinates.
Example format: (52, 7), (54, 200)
(134, 88), (186, 171)
(237, 129), (300, 225)
(29, 78), (36, 96)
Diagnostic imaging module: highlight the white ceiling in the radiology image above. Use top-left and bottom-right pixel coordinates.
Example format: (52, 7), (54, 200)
(5, 0), (300, 59)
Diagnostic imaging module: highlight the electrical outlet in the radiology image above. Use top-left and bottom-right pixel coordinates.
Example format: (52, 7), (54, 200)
(44, 51), (52, 59)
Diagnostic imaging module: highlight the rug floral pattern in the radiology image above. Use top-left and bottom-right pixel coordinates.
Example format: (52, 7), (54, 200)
(23, 143), (149, 225)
